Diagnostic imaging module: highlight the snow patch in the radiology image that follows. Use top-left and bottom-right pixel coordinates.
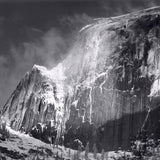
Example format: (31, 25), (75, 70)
(149, 78), (160, 97)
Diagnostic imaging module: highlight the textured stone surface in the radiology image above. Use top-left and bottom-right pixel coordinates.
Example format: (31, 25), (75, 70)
(63, 8), (160, 151)
(2, 7), (160, 151)
(1, 65), (65, 141)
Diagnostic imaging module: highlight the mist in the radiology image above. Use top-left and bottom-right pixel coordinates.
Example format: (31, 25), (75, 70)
(0, 12), (93, 108)
(1, 0), (160, 108)
(100, 0), (160, 16)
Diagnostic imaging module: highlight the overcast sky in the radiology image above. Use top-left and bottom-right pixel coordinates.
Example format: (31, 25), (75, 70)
(0, 0), (160, 108)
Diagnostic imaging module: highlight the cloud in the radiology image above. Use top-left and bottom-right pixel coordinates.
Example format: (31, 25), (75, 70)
(60, 13), (93, 32)
(0, 0), (97, 2)
(0, 13), (93, 108)
(1, 0), (160, 108)
(100, 0), (160, 16)
(0, 27), (69, 108)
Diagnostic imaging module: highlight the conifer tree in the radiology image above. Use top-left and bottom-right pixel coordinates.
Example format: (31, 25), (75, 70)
(85, 142), (89, 160)
(68, 148), (71, 158)
(93, 143), (97, 159)
(101, 149), (105, 160)
(77, 145), (82, 159)
(105, 152), (109, 160)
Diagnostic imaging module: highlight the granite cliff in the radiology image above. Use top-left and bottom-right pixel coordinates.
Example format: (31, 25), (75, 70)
(1, 7), (160, 151)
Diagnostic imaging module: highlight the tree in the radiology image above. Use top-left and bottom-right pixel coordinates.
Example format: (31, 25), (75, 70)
(77, 145), (82, 159)
(93, 143), (98, 159)
(68, 148), (71, 158)
(101, 149), (105, 160)
(85, 142), (89, 160)
(0, 121), (10, 141)
(105, 152), (109, 160)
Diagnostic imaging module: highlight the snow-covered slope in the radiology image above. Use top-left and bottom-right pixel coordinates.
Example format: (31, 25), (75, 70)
(1, 6), (160, 152)
(0, 126), (134, 160)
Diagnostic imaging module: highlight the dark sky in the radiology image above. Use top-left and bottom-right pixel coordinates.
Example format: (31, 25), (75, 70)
(0, 0), (160, 108)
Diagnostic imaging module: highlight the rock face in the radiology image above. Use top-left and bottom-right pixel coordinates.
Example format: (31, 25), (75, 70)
(2, 7), (160, 151)
(1, 65), (66, 141)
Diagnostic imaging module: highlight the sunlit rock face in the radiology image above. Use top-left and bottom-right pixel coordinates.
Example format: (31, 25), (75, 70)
(1, 65), (66, 141)
(2, 7), (160, 151)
